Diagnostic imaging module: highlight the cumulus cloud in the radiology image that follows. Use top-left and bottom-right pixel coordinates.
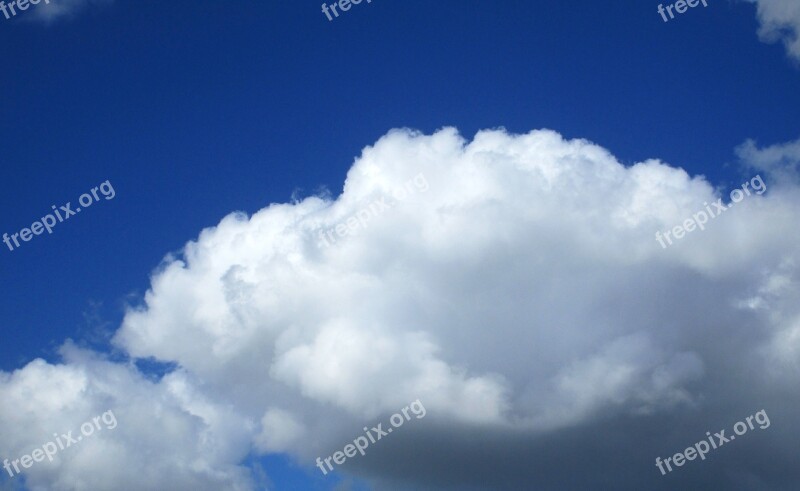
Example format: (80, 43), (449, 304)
(3, 127), (800, 490)
(745, 0), (800, 61)
(0, 343), (255, 491)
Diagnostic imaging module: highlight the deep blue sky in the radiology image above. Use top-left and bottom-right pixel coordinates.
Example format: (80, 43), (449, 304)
(1, 1), (797, 489)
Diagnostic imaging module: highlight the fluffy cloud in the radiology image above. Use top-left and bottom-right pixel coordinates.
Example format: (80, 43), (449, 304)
(3, 127), (800, 490)
(745, 0), (800, 61)
(0, 343), (255, 491)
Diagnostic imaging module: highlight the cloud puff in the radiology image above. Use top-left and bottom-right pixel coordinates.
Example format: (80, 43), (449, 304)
(0, 343), (255, 491)
(745, 0), (800, 61)
(737, 136), (800, 182)
(3, 127), (800, 490)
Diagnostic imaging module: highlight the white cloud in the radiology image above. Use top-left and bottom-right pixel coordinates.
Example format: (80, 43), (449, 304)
(745, 0), (800, 61)
(0, 344), (256, 491)
(3, 127), (800, 489)
(737, 136), (800, 182)
(254, 408), (305, 454)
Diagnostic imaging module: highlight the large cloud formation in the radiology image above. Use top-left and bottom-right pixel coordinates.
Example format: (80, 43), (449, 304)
(1, 128), (800, 490)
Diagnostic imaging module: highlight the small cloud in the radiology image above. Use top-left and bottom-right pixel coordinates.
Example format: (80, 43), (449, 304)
(23, 0), (113, 24)
(737, 135), (800, 183)
(744, 0), (800, 62)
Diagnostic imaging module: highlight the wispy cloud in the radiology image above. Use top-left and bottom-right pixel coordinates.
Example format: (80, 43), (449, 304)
(745, 0), (800, 62)
(25, 0), (113, 24)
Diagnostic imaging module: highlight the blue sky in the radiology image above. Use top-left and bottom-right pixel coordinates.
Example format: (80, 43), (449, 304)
(1, 1), (800, 490)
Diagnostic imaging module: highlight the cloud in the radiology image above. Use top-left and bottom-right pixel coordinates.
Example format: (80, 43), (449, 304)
(0, 343), (255, 491)
(744, 0), (800, 61)
(3, 127), (800, 489)
(24, 0), (112, 24)
(253, 408), (305, 454)
(737, 136), (800, 182)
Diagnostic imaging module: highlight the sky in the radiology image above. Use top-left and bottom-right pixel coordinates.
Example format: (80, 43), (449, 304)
(0, 0), (799, 490)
